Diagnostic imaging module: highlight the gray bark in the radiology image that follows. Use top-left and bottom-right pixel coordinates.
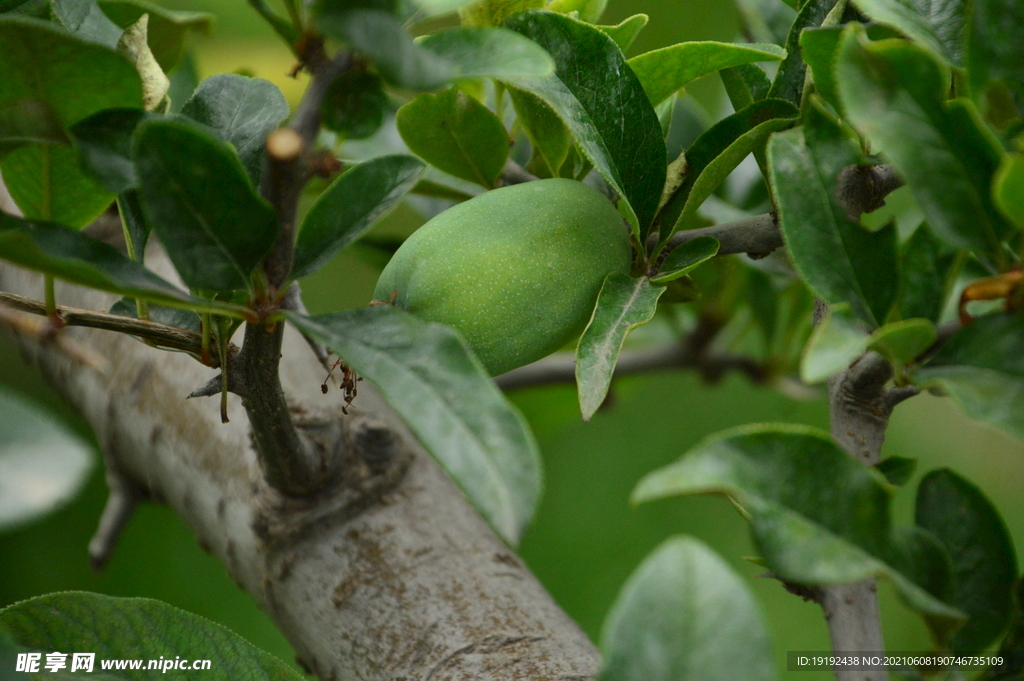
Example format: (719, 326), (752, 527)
(0, 255), (600, 681)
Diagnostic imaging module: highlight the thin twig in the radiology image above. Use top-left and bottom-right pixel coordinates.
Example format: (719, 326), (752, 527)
(498, 159), (540, 186)
(0, 291), (221, 360)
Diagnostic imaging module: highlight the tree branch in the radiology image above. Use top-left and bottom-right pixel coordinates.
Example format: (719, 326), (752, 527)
(0, 257), (601, 681)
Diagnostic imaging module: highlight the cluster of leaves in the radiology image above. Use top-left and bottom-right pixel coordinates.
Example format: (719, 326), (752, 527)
(1, 0), (1024, 677)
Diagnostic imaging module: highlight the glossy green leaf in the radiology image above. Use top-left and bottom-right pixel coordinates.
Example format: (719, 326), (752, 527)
(316, 9), (552, 91)
(98, 0), (215, 71)
(870, 318), (937, 370)
(897, 222), (959, 323)
(0, 592), (303, 680)
(768, 0), (839, 104)
(576, 275), (664, 421)
(968, 0), (1024, 101)
(0, 387), (93, 531)
(52, 0), (122, 48)
(321, 69), (387, 141)
(720, 63), (771, 112)
(1, 145), (116, 229)
(597, 13), (647, 52)
(286, 308), (542, 545)
(0, 211), (218, 311)
(181, 74), (289, 185)
(914, 312), (1024, 439)
(503, 10), (666, 238)
(659, 98), (798, 241)
(876, 456), (917, 486)
(600, 536), (776, 681)
(836, 26), (1007, 256)
(132, 118), (278, 292)
(994, 154), (1024, 232)
(629, 41), (785, 108)
(853, 0), (967, 66)
(651, 236), (719, 284)
(801, 309), (937, 382)
(293, 155), (425, 279)
(396, 88), (508, 188)
(508, 86), (571, 178)
(633, 424), (965, 626)
(801, 304), (870, 384)
(917, 469), (1018, 652)
(70, 108), (148, 194)
(418, 25), (556, 80)
(768, 109), (898, 328)
(0, 16), (143, 226)
(800, 26), (844, 113)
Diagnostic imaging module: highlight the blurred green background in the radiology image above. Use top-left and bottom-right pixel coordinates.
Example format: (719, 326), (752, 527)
(1, 1), (1022, 679)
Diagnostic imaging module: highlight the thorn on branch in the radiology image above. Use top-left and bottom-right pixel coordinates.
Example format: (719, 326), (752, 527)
(88, 471), (145, 572)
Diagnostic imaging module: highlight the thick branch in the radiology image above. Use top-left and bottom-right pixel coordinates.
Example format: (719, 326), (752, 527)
(0, 258), (601, 681)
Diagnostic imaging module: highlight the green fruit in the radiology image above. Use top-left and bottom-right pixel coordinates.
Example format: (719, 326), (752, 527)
(374, 178), (632, 375)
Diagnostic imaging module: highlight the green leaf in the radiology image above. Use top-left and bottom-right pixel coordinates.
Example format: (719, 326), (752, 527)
(994, 154), (1024, 232)
(546, 0), (607, 23)
(110, 295), (201, 333)
(802, 306), (937, 384)
(315, 9), (553, 91)
(132, 118), (278, 292)
(876, 456), (917, 486)
(181, 74), (289, 185)
(503, 10), (666, 239)
(0, 387), (93, 532)
(396, 88), (508, 188)
(0, 592), (303, 680)
(736, 0), (796, 45)
(767, 0), (840, 105)
(417, 25), (556, 80)
(869, 317), (937, 370)
(720, 63), (771, 112)
(292, 155), (425, 279)
(507, 86), (571, 178)
(633, 424), (966, 627)
(651, 236), (719, 284)
(914, 312), (1024, 439)
(596, 13), (647, 52)
(852, 0), (967, 66)
(321, 69), (387, 141)
(1, 145), (117, 229)
(629, 41), (785, 108)
(285, 308), (542, 545)
(916, 469), (1018, 652)
(458, 0), (545, 27)
(768, 108), (898, 328)
(659, 98), (798, 242)
(800, 26), (844, 113)
(98, 0), (215, 71)
(801, 304), (870, 384)
(52, 0), (122, 48)
(70, 108), (148, 194)
(576, 274), (664, 422)
(0, 15), (143, 225)
(836, 26), (1007, 256)
(897, 222), (959, 323)
(0, 211), (223, 311)
(978, 580), (1024, 681)
(117, 188), (150, 260)
(599, 536), (776, 681)
(968, 0), (1024, 101)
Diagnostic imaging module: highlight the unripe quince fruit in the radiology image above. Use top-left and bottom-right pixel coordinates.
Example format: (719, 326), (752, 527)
(374, 179), (632, 375)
